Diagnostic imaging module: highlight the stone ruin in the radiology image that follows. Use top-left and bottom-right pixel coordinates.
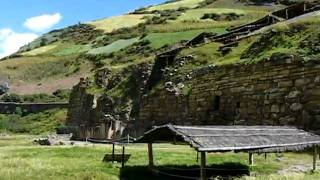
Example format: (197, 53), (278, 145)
(63, 2), (320, 140)
(0, 76), (10, 96)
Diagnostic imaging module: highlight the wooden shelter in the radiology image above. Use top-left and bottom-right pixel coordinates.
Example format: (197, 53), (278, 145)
(136, 124), (320, 180)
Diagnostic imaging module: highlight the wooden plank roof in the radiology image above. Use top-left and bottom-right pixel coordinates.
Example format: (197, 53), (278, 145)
(136, 124), (320, 153)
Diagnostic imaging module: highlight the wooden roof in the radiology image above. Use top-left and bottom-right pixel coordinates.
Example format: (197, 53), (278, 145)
(136, 124), (320, 153)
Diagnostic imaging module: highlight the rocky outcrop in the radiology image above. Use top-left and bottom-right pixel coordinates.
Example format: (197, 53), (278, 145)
(65, 62), (153, 140)
(0, 77), (10, 95)
(66, 78), (94, 127)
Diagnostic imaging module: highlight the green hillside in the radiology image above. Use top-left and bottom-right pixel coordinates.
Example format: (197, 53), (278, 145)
(0, 0), (315, 98)
(1, 1), (320, 179)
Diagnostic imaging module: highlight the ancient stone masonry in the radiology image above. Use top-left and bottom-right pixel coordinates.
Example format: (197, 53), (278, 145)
(64, 2), (320, 139)
(66, 78), (94, 127)
(145, 2), (320, 91)
(65, 63), (153, 140)
(138, 55), (320, 136)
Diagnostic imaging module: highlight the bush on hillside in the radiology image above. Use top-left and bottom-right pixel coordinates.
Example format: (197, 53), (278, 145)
(0, 90), (70, 103)
(0, 109), (67, 134)
(201, 13), (243, 21)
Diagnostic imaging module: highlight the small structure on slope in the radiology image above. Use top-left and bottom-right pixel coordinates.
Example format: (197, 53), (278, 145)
(136, 124), (320, 180)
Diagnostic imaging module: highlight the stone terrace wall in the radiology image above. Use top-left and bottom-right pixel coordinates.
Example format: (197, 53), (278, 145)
(66, 78), (94, 127)
(138, 55), (320, 136)
(0, 102), (68, 114)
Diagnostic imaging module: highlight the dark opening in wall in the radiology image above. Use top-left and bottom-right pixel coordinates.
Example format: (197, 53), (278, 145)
(213, 96), (220, 111)
(236, 102), (240, 108)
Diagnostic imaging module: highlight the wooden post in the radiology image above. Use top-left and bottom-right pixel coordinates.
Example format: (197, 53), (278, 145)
(112, 143), (115, 163)
(148, 143), (154, 169)
(286, 9), (289, 19)
(122, 146), (125, 168)
(249, 153), (254, 165)
(264, 153), (267, 162)
(127, 135), (130, 144)
(197, 151), (199, 162)
(313, 146), (317, 171)
(200, 152), (206, 180)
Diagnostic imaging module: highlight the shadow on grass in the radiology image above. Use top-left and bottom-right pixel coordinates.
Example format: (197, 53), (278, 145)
(120, 163), (249, 180)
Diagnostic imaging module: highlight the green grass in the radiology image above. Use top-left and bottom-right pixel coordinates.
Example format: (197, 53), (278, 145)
(0, 109), (67, 135)
(147, 0), (204, 11)
(205, 0), (285, 11)
(147, 19), (256, 33)
(52, 44), (90, 56)
(176, 18), (320, 75)
(178, 35), (258, 70)
(177, 8), (247, 21)
(88, 38), (139, 55)
(144, 28), (226, 49)
(0, 135), (320, 180)
(21, 44), (59, 56)
(88, 15), (150, 33)
(0, 57), (69, 82)
(0, 54), (91, 84)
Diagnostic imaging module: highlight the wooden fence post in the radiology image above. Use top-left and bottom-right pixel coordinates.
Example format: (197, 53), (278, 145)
(249, 153), (254, 165)
(148, 143), (154, 169)
(122, 146), (125, 168)
(112, 143), (115, 164)
(313, 146), (317, 171)
(200, 152), (206, 180)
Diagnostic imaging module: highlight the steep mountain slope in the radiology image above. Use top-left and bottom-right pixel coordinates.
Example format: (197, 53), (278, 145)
(0, 0), (320, 135)
(0, 0), (284, 96)
(64, 0), (320, 138)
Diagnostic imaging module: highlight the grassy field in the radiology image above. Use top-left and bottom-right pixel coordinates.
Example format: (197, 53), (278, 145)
(0, 109), (67, 135)
(21, 44), (59, 56)
(177, 8), (246, 21)
(0, 135), (320, 180)
(147, 0), (204, 11)
(144, 28), (226, 49)
(88, 15), (149, 33)
(0, 55), (91, 94)
(88, 37), (139, 55)
(205, 0), (285, 11)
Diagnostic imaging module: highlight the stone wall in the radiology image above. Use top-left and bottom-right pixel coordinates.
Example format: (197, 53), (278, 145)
(66, 78), (94, 127)
(138, 55), (320, 136)
(65, 78), (127, 140)
(0, 102), (68, 114)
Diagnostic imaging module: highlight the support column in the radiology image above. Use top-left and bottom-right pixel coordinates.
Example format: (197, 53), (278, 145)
(112, 143), (115, 163)
(313, 146), (317, 171)
(197, 151), (199, 162)
(148, 143), (154, 169)
(122, 146), (125, 168)
(200, 152), (206, 180)
(249, 153), (254, 165)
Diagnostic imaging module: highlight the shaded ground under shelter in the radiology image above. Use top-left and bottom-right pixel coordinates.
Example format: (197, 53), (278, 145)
(136, 124), (320, 180)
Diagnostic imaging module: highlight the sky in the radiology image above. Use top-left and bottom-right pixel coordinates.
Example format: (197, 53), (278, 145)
(0, 0), (167, 58)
